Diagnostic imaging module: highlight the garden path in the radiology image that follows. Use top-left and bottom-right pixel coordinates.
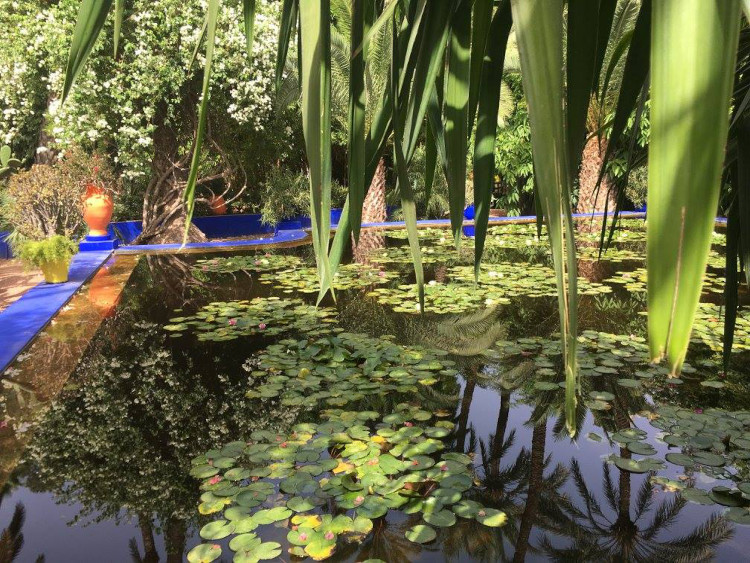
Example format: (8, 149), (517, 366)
(0, 260), (42, 313)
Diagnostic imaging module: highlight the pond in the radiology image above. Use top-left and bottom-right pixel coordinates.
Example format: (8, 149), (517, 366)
(1, 219), (749, 562)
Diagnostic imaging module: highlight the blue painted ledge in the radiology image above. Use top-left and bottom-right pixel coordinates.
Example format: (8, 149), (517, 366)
(0, 250), (111, 374)
(117, 228), (309, 254)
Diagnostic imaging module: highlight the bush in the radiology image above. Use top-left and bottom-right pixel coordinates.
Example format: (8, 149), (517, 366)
(1, 147), (118, 239)
(624, 165), (648, 209)
(259, 168), (348, 226)
(18, 235), (78, 268)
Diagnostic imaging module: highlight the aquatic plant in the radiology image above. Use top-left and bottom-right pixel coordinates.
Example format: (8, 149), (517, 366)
(258, 262), (398, 294)
(242, 332), (454, 409)
(189, 408), (506, 562)
(193, 254), (303, 275)
(164, 297), (337, 341)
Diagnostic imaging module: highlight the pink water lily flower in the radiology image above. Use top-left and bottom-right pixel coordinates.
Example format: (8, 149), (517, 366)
(228, 318), (237, 326)
(404, 421), (413, 427)
(695, 408), (703, 414)
(354, 495), (364, 505)
(378, 271), (386, 278)
(208, 475), (222, 485)
(299, 532), (307, 541)
(258, 322), (267, 330)
(324, 531), (334, 541)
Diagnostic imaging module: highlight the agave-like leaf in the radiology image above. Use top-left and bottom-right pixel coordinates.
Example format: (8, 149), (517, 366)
(510, 0), (578, 435)
(275, 0), (298, 93)
(426, 69), (448, 196)
(468, 0), (493, 131)
(299, 0), (334, 295)
(189, 18), (208, 70)
(62, 0), (114, 101)
(723, 193), (739, 373)
(348, 0), (367, 242)
(355, 0), (400, 58)
(243, 0), (256, 58)
(113, 0), (124, 57)
(183, 0), (221, 243)
(566, 0), (616, 172)
(402, 1), (455, 160)
(424, 116), (437, 206)
(473, 0), (512, 280)
(391, 12), (424, 311)
(445, 0), (471, 248)
(738, 115), (750, 288)
(647, 0), (741, 372)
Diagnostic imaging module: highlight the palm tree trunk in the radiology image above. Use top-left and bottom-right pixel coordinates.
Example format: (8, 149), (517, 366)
(576, 135), (617, 215)
(491, 390), (511, 466)
(362, 157), (387, 223)
(137, 514), (159, 563)
(513, 419), (547, 563)
(454, 378), (476, 452)
(165, 518), (187, 563)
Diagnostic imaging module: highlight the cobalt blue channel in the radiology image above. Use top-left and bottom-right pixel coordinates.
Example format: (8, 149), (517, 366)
(0, 251), (111, 374)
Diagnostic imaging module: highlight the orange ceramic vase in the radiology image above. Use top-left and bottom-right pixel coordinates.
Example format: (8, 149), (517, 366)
(82, 184), (114, 236)
(209, 194), (228, 215)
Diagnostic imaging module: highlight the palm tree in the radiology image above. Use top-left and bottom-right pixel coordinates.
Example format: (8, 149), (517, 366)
(575, 0), (642, 216)
(540, 459), (733, 562)
(0, 498), (24, 563)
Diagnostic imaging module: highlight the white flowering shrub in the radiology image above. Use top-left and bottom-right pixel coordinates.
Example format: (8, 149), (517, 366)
(0, 0), (303, 218)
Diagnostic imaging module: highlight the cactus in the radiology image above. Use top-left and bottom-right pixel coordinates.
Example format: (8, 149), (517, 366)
(0, 145), (21, 180)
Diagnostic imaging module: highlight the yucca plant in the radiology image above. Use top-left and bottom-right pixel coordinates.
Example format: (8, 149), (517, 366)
(61, 0), (746, 435)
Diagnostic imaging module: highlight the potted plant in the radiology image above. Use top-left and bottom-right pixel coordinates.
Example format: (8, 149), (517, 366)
(18, 235), (78, 283)
(81, 156), (116, 237)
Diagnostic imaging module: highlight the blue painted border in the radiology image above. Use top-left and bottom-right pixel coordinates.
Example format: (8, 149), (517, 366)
(0, 251), (111, 374)
(116, 228), (309, 254)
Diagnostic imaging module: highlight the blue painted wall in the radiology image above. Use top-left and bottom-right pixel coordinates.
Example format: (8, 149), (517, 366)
(111, 209), (343, 245)
(0, 231), (12, 259)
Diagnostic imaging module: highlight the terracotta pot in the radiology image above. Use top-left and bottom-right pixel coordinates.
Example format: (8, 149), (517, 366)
(40, 258), (71, 283)
(210, 195), (228, 215)
(88, 266), (121, 318)
(82, 184), (114, 236)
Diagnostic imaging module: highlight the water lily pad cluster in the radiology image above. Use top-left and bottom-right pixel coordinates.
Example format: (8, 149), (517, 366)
(577, 244), (643, 263)
(368, 282), (510, 314)
(493, 330), (704, 405)
(605, 267), (725, 295)
(164, 297), (337, 341)
(368, 262), (612, 315)
(258, 263), (398, 294)
(449, 264), (613, 298)
(193, 254), (302, 275)
(188, 408), (506, 562)
(243, 332), (454, 408)
(371, 244), (474, 266)
(690, 303), (750, 354)
(649, 405), (750, 522)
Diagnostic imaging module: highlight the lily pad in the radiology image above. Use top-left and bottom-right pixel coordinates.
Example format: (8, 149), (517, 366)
(405, 524), (437, 544)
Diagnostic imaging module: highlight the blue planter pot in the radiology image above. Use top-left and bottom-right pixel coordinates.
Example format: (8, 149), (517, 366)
(0, 232), (12, 259)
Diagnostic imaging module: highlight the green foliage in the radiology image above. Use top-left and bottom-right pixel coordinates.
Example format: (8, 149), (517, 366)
(0, 145), (22, 180)
(492, 74), (534, 216)
(623, 165), (648, 209)
(1, 146), (116, 239)
(259, 167), (347, 226)
(18, 234), (77, 267)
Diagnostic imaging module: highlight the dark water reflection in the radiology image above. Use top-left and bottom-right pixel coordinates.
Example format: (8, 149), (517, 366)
(1, 224), (749, 562)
